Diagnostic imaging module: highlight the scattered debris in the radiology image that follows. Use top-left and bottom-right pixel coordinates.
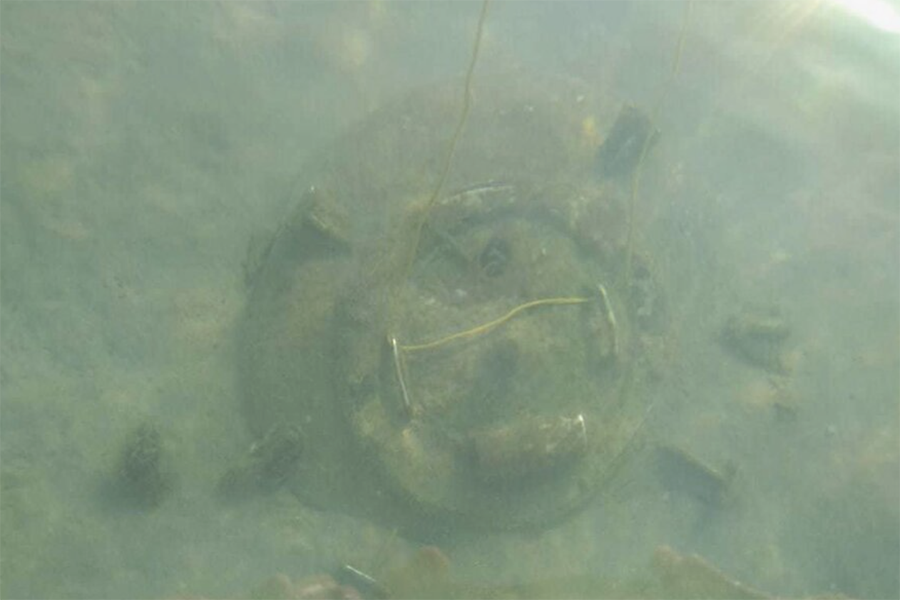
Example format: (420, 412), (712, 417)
(595, 104), (659, 180)
(721, 307), (793, 374)
(114, 422), (174, 509)
(180, 542), (860, 599)
(655, 443), (734, 507)
(217, 423), (304, 500)
(335, 565), (388, 600)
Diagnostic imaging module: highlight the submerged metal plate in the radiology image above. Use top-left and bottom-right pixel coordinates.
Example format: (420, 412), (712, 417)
(237, 75), (661, 537)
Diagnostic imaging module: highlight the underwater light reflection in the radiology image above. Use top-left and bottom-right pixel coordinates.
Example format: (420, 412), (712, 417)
(832, 0), (900, 33)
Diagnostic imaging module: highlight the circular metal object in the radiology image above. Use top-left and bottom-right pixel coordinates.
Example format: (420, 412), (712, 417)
(237, 74), (659, 537)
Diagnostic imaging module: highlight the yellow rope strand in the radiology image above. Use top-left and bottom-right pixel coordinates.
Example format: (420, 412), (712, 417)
(404, 0), (490, 279)
(401, 296), (591, 353)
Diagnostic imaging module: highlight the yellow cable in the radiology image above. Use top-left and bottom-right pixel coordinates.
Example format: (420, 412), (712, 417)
(404, 0), (490, 279)
(401, 296), (591, 353)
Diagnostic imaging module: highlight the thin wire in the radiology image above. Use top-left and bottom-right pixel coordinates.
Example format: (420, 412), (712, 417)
(389, 336), (413, 417)
(401, 296), (591, 353)
(624, 0), (692, 291)
(404, 0), (491, 279)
